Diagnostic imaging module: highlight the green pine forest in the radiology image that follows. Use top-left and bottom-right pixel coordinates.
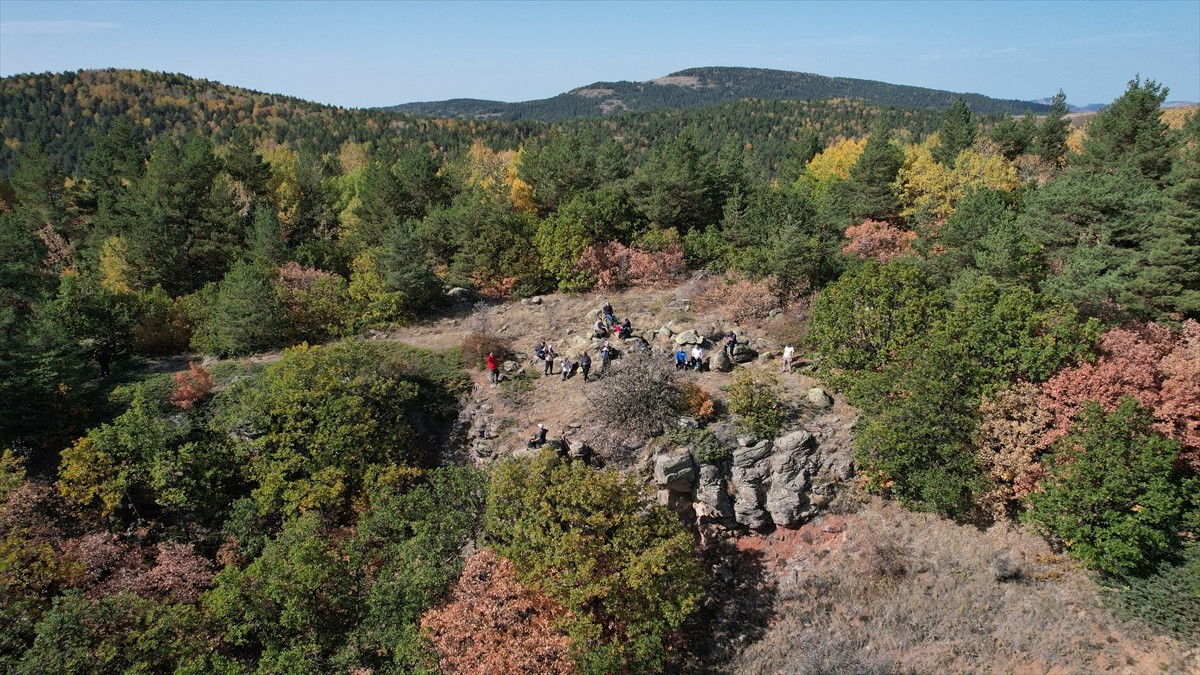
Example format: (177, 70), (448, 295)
(1, 67), (1198, 672)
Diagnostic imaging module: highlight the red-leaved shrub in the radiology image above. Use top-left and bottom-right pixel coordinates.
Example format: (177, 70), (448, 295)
(976, 382), (1052, 515)
(421, 549), (575, 675)
(576, 241), (685, 291)
(842, 219), (916, 263)
(1038, 320), (1200, 472)
(170, 362), (214, 410)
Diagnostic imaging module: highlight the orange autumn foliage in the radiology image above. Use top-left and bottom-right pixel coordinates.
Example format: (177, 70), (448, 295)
(421, 549), (575, 675)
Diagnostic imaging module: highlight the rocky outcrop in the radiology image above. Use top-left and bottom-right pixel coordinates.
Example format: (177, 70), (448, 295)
(651, 422), (851, 531)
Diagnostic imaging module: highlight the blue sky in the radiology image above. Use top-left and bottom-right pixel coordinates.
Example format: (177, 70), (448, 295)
(1, 1), (1197, 108)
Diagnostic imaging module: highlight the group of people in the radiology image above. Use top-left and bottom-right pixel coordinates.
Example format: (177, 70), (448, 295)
(674, 344), (707, 371)
(594, 302), (633, 340)
(533, 338), (614, 383)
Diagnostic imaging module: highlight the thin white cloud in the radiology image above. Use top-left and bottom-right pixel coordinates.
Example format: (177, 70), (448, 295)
(0, 21), (121, 36)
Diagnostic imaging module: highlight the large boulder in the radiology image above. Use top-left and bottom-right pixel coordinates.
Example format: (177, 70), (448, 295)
(730, 344), (758, 364)
(674, 329), (702, 345)
(654, 451), (697, 492)
(712, 349), (733, 372)
(805, 387), (834, 408)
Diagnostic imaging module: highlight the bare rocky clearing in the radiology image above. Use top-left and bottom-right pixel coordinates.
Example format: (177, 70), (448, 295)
(384, 282), (1197, 674)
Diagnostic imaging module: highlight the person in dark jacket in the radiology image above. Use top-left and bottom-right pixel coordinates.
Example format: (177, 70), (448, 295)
(580, 352), (592, 382)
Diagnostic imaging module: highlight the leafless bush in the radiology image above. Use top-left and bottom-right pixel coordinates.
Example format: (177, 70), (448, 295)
(461, 332), (514, 370)
(584, 352), (686, 442)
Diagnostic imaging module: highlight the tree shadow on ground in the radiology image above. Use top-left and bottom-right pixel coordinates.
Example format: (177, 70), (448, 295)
(677, 537), (778, 674)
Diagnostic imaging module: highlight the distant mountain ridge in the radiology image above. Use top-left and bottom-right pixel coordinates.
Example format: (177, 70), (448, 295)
(382, 66), (1052, 120)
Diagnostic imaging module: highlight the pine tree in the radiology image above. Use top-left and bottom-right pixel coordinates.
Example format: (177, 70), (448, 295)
(933, 98), (977, 166)
(840, 126), (904, 222)
(1034, 90), (1071, 167)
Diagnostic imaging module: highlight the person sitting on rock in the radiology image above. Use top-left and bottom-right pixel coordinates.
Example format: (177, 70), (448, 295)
(691, 344), (705, 371)
(602, 302), (616, 327)
(593, 318), (608, 339)
(675, 349), (688, 370)
(561, 355), (573, 381)
(527, 423), (548, 448)
(621, 318), (632, 335)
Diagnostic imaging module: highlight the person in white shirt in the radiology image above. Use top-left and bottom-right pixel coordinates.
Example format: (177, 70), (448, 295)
(782, 345), (795, 373)
(690, 344), (704, 371)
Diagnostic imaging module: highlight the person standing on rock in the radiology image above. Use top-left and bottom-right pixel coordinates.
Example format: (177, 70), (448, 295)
(781, 345), (795, 373)
(725, 331), (738, 358)
(580, 351), (592, 382)
(599, 343), (613, 375)
(486, 352), (499, 384)
(543, 343), (556, 376)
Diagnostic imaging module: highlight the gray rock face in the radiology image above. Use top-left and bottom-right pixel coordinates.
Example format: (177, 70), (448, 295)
(732, 478), (770, 529)
(765, 444), (814, 528)
(732, 440), (772, 468)
(674, 329), (702, 345)
(694, 463), (733, 520)
(730, 440), (772, 529)
(654, 452), (697, 492)
(774, 429), (816, 455)
(712, 349), (733, 372)
(806, 387), (834, 408)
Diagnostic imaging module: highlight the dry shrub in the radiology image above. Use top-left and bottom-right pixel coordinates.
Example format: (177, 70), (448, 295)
(576, 241), (685, 291)
(584, 352), (687, 445)
(421, 549), (574, 675)
(695, 275), (781, 324)
(170, 362), (214, 410)
(1038, 319), (1200, 472)
(682, 382), (717, 422)
(461, 332), (514, 370)
(976, 382), (1053, 518)
(842, 219), (916, 263)
(473, 274), (518, 300)
(138, 542), (214, 603)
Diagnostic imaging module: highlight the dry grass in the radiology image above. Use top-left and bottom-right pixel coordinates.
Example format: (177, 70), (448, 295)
(731, 498), (1196, 675)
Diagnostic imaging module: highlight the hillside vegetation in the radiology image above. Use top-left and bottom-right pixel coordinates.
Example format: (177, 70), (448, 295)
(1, 68), (1198, 672)
(384, 65), (1052, 120)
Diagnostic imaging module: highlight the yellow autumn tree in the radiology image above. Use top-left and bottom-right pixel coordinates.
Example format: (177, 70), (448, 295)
(97, 235), (133, 293)
(894, 137), (1019, 221)
(803, 137), (867, 185)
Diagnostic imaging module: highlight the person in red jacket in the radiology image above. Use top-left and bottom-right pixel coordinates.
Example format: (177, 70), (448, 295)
(486, 352), (499, 384)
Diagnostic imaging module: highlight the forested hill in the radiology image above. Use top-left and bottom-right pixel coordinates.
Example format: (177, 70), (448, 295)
(0, 68), (946, 180)
(383, 66), (1052, 120)
(0, 69), (543, 179)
